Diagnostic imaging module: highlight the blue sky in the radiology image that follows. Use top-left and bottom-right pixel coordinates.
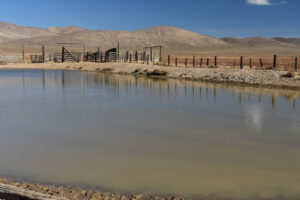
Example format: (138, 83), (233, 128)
(0, 0), (299, 38)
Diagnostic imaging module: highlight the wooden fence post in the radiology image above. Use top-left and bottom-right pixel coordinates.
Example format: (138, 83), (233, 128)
(150, 47), (153, 62)
(175, 57), (178, 67)
(117, 42), (120, 61)
(193, 56), (195, 67)
(168, 55), (170, 66)
(42, 45), (45, 63)
(125, 51), (129, 62)
(207, 58), (209, 66)
(260, 58), (263, 68)
(273, 55), (277, 69)
(295, 57), (298, 72)
(240, 56), (243, 69)
(61, 47), (65, 62)
(98, 49), (101, 63)
(200, 58), (203, 67)
(83, 43), (86, 62)
(185, 58), (187, 67)
(135, 51), (138, 63)
(214, 56), (217, 67)
(250, 58), (252, 69)
(22, 44), (25, 63)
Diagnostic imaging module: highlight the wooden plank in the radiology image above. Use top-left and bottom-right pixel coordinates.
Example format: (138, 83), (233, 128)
(0, 183), (69, 200)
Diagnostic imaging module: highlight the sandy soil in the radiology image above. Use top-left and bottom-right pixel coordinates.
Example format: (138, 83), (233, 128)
(0, 62), (300, 90)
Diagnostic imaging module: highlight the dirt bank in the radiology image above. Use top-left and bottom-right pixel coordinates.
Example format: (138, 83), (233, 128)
(1, 62), (300, 90)
(0, 177), (184, 200)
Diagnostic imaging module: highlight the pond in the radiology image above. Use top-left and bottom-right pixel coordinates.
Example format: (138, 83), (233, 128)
(0, 69), (299, 199)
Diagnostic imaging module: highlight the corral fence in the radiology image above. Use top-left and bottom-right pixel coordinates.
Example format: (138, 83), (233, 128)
(50, 47), (81, 62)
(1, 43), (299, 72)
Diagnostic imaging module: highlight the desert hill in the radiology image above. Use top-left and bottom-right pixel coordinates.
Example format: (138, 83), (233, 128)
(221, 37), (296, 48)
(0, 22), (300, 56)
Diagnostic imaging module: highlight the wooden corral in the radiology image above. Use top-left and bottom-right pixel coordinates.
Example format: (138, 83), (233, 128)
(84, 48), (117, 62)
(30, 45), (45, 63)
(52, 47), (81, 62)
(30, 55), (44, 63)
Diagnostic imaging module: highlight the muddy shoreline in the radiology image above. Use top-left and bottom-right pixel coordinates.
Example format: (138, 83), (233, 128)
(0, 176), (185, 200)
(0, 62), (300, 90)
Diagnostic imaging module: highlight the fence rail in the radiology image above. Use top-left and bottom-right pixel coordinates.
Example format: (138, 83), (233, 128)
(1, 44), (299, 72)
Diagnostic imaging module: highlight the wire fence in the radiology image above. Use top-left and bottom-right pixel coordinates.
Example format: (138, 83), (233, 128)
(0, 55), (23, 65)
(143, 55), (299, 72)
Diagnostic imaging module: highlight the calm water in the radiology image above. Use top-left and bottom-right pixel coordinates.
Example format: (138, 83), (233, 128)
(0, 69), (300, 199)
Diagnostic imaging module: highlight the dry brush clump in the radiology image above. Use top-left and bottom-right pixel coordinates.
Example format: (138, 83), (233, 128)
(147, 69), (168, 76)
(280, 72), (300, 79)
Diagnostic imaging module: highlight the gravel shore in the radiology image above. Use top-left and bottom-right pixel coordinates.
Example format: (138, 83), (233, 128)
(0, 62), (300, 90)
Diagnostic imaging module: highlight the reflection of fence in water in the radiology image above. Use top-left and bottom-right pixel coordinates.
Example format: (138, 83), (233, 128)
(79, 72), (299, 109)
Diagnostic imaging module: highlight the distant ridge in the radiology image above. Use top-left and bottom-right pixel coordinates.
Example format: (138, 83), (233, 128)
(0, 22), (300, 55)
(221, 37), (296, 48)
(0, 22), (227, 51)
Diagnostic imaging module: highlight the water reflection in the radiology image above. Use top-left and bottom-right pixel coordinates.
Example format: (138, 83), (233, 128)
(0, 69), (300, 199)
(9, 69), (300, 109)
(245, 104), (264, 133)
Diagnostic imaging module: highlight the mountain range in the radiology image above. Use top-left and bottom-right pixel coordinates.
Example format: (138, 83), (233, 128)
(0, 22), (299, 56)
